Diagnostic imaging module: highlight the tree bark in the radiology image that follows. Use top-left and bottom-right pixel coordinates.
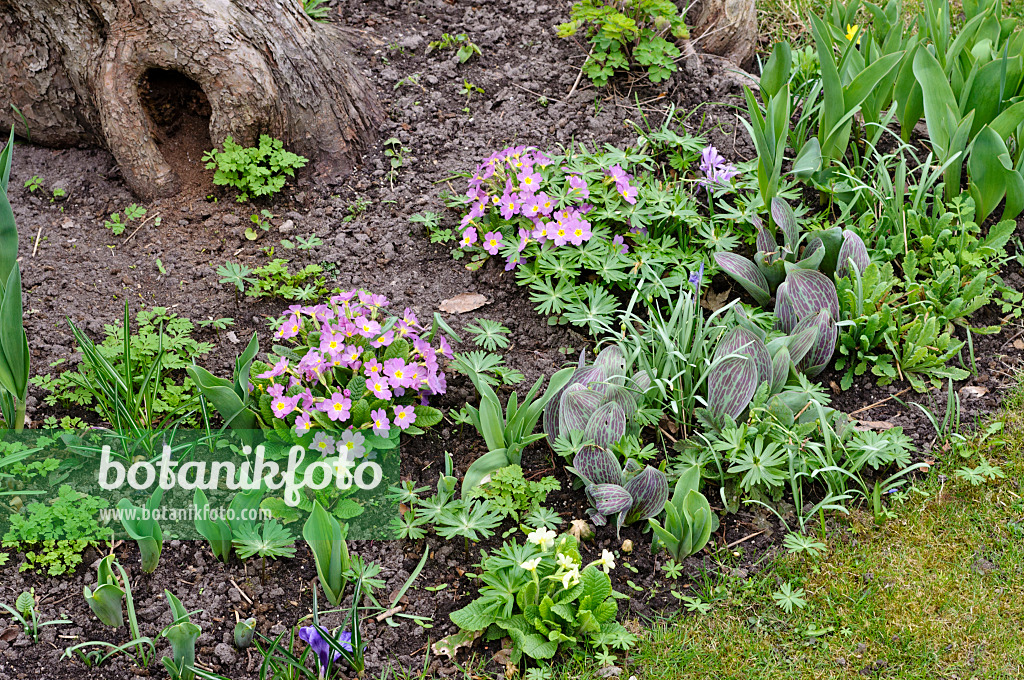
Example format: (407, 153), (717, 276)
(0, 0), (382, 199)
(690, 0), (758, 69)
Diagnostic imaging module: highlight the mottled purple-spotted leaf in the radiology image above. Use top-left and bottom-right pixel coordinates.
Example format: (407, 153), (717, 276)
(707, 356), (758, 419)
(770, 346), (791, 393)
(587, 483), (633, 517)
(786, 322), (819, 366)
(794, 308), (838, 377)
(756, 223), (776, 257)
(623, 466), (670, 525)
(715, 328), (771, 386)
(751, 212), (764, 231)
(593, 345), (626, 375)
(573, 445), (623, 486)
(836, 230), (870, 278)
(631, 371), (652, 394)
(559, 383), (603, 439)
(544, 364), (599, 443)
(584, 401), (627, 450)
(774, 269), (839, 333)
(771, 197), (799, 252)
(714, 252), (772, 307)
(605, 384), (638, 420)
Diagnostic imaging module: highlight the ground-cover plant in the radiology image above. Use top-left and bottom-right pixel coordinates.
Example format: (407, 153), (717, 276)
(615, 266), (739, 435)
(203, 134), (308, 202)
(569, 443), (668, 535)
(301, 0), (329, 21)
(103, 203), (150, 236)
(0, 131), (31, 430)
(2, 484), (109, 575)
(714, 198), (868, 306)
(449, 530), (635, 664)
(233, 258), (335, 301)
(31, 304), (212, 429)
(467, 464), (560, 521)
(557, 0), (688, 86)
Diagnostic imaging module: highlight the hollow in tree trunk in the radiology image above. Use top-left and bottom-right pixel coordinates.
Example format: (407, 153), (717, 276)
(0, 0), (383, 199)
(690, 0), (759, 69)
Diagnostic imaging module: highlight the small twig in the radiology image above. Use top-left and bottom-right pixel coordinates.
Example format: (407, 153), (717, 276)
(229, 577), (254, 605)
(659, 427), (677, 443)
(509, 82), (563, 105)
(724, 529), (766, 550)
(848, 387), (914, 416)
(31, 225), (43, 257)
(374, 605), (404, 622)
(123, 212), (158, 244)
(565, 45), (595, 100)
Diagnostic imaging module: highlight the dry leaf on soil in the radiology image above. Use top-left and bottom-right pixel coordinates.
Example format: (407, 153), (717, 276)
(959, 385), (989, 398)
(439, 293), (487, 314)
(431, 629), (482, 659)
(854, 420), (895, 431)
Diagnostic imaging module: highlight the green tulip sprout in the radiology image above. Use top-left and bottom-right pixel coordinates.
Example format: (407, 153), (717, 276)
(0, 129), (31, 430)
(83, 555), (125, 628)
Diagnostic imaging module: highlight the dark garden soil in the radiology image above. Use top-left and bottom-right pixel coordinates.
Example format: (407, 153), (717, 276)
(2, 0), (1024, 678)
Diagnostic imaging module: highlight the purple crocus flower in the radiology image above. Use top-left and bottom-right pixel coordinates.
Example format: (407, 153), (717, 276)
(699, 145), (740, 188)
(298, 626), (352, 678)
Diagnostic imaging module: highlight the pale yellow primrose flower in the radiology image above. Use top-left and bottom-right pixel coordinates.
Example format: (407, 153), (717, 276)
(556, 553), (576, 570)
(561, 566), (581, 589)
(520, 557), (543, 572)
(527, 528), (557, 551)
(597, 549), (615, 573)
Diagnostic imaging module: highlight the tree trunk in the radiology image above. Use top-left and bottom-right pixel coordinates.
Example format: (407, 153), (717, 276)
(690, 0), (758, 69)
(0, 0), (382, 199)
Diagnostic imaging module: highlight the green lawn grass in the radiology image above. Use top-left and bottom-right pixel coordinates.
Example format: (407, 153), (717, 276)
(597, 381), (1024, 680)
